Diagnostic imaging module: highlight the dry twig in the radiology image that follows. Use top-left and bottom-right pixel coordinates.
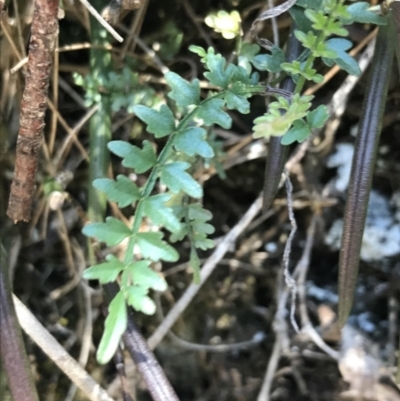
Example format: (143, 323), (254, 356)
(13, 295), (115, 401)
(7, 0), (59, 222)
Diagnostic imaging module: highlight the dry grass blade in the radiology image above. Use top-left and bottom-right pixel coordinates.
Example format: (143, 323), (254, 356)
(251, 0), (296, 49)
(101, 0), (143, 25)
(13, 295), (116, 401)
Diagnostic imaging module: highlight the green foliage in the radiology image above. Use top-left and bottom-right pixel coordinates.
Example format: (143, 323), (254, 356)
(74, 67), (157, 111)
(253, 94), (313, 139)
(252, 0), (371, 143)
(142, 194), (182, 233)
(96, 291), (127, 364)
(136, 232), (179, 262)
(160, 162), (203, 198)
(196, 99), (232, 128)
(132, 105), (176, 137)
(174, 127), (215, 158)
(83, 255), (125, 284)
(83, 217), (132, 247)
(342, 2), (387, 25)
(280, 104), (329, 145)
(83, 44), (267, 363)
(93, 176), (140, 208)
(108, 140), (156, 174)
(323, 38), (361, 76)
(165, 72), (200, 107)
(83, 0), (385, 364)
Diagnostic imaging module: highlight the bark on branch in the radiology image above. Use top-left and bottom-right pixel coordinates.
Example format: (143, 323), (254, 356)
(7, 0), (59, 223)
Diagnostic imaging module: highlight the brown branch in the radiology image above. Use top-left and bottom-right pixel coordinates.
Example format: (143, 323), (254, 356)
(7, 0), (59, 223)
(0, 247), (39, 401)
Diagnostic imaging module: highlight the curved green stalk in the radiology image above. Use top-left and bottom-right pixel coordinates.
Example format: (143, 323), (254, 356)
(262, 27), (301, 213)
(88, 0), (112, 224)
(388, 1), (400, 77)
(338, 19), (394, 326)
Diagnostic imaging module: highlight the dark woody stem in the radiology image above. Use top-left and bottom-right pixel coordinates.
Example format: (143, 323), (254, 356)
(338, 19), (394, 326)
(104, 283), (180, 401)
(6, 0), (59, 223)
(0, 247), (39, 401)
(262, 26), (301, 213)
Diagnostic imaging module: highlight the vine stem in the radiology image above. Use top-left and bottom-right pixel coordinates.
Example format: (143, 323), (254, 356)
(262, 25), (300, 213)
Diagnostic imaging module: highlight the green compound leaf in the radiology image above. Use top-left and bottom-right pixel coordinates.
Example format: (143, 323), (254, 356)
(281, 60), (305, 77)
(307, 105), (329, 128)
(196, 98), (232, 129)
(136, 232), (179, 262)
(170, 226), (188, 243)
(189, 45), (207, 60)
(174, 127), (215, 158)
(251, 46), (285, 73)
(132, 104), (175, 138)
(343, 2), (387, 25)
(97, 291), (127, 364)
(187, 203), (215, 251)
(83, 255), (124, 284)
(83, 217), (132, 246)
(290, 5), (315, 34)
(331, 4), (350, 20)
(188, 203), (213, 222)
(142, 194), (182, 233)
(314, 41), (338, 59)
(126, 260), (167, 291)
(126, 286), (156, 315)
(253, 94), (313, 140)
(192, 222), (215, 235)
(108, 140), (156, 174)
(281, 119), (311, 145)
(203, 50), (236, 88)
(238, 43), (260, 75)
(160, 162), (203, 199)
(93, 175), (140, 208)
(304, 9), (327, 30)
(165, 71), (200, 107)
(324, 38), (361, 77)
(325, 19), (348, 37)
(232, 67), (259, 85)
(193, 235), (215, 251)
(225, 91), (250, 114)
(295, 30), (318, 50)
(189, 247), (201, 284)
(253, 112), (292, 139)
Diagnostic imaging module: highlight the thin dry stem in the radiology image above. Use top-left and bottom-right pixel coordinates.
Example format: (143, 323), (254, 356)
(13, 295), (115, 401)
